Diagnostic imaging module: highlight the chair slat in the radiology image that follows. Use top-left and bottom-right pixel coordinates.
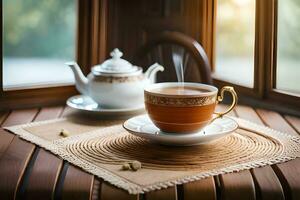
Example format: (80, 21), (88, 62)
(134, 31), (213, 84)
(160, 44), (178, 82)
(156, 44), (164, 66)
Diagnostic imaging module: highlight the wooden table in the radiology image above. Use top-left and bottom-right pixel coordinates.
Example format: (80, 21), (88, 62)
(0, 104), (299, 200)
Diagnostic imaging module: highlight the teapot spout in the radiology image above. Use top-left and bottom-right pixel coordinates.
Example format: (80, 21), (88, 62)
(145, 63), (164, 83)
(65, 62), (88, 95)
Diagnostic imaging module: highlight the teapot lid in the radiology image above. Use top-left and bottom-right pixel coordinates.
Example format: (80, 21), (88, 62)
(92, 48), (139, 75)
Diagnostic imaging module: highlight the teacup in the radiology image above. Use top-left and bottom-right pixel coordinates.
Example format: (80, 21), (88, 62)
(144, 82), (237, 133)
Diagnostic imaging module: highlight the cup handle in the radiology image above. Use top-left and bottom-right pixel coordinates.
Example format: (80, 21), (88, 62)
(211, 86), (238, 122)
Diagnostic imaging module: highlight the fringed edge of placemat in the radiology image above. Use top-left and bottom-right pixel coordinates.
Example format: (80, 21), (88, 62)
(5, 117), (300, 194)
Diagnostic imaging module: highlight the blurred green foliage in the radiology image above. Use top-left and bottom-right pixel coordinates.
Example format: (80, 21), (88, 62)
(277, 0), (300, 93)
(216, 0), (300, 92)
(217, 0), (300, 59)
(216, 0), (256, 57)
(3, 0), (75, 59)
(278, 0), (300, 58)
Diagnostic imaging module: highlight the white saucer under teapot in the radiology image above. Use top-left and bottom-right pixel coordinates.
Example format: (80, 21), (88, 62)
(66, 48), (164, 109)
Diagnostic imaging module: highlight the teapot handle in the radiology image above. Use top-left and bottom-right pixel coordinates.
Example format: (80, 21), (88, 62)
(145, 63), (164, 83)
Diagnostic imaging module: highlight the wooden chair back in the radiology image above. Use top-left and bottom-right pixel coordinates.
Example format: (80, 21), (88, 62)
(134, 31), (213, 84)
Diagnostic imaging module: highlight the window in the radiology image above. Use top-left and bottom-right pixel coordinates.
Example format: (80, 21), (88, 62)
(211, 0), (300, 113)
(276, 0), (300, 94)
(1, 0), (106, 109)
(214, 0), (256, 88)
(3, 0), (76, 90)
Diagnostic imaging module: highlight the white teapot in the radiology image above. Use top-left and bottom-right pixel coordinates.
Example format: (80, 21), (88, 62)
(66, 48), (164, 109)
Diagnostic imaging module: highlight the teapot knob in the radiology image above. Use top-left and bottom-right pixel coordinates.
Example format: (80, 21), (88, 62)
(110, 48), (123, 60)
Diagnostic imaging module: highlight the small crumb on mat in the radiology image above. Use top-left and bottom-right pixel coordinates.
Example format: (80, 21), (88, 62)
(60, 129), (70, 137)
(122, 163), (131, 170)
(121, 161), (142, 171)
(131, 161), (142, 171)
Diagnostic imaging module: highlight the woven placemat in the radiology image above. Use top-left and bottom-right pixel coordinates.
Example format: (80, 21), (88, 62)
(6, 116), (300, 194)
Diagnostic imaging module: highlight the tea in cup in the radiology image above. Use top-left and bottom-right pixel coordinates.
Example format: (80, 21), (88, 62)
(144, 82), (237, 133)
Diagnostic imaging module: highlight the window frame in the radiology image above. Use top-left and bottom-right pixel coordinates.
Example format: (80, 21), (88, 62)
(209, 0), (300, 115)
(0, 0), (108, 110)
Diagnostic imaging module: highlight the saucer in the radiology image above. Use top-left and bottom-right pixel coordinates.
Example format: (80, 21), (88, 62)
(123, 115), (238, 146)
(67, 95), (145, 116)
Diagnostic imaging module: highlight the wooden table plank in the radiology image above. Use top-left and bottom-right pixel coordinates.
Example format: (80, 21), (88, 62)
(256, 109), (298, 136)
(91, 179), (101, 200)
(250, 167), (284, 200)
(217, 104), (256, 200)
(284, 115), (300, 133)
(256, 109), (300, 200)
(235, 105), (284, 200)
(0, 134), (36, 200)
(22, 106), (64, 200)
(0, 111), (9, 125)
(24, 149), (63, 200)
(0, 108), (39, 200)
(62, 165), (94, 200)
(219, 171), (256, 200)
(2, 109), (39, 127)
(235, 105), (264, 125)
(100, 182), (139, 200)
(278, 116), (300, 199)
(0, 129), (15, 160)
(183, 178), (216, 200)
(34, 106), (63, 122)
(272, 160), (300, 200)
(0, 112), (12, 157)
(61, 106), (76, 117)
(0, 109), (37, 159)
(145, 186), (177, 200)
